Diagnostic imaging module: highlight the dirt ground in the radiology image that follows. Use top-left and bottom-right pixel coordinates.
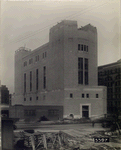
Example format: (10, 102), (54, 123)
(14, 128), (121, 150)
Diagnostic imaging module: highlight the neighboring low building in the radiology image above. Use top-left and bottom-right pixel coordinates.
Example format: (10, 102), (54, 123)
(9, 94), (12, 106)
(0, 85), (10, 117)
(1, 85), (9, 105)
(12, 20), (107, 121)
(98, 59), (121, 114)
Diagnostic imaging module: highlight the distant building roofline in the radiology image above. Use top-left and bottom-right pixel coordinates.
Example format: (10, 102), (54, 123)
(98, 59), (121, 69)
(15, 47), (31, 53)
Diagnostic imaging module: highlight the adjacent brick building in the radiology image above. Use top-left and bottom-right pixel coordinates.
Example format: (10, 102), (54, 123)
(1, 85), (9, 105)
(98, 59), (121, 114)
(1, 85), (10, 117)
(12, 20), (107, 121)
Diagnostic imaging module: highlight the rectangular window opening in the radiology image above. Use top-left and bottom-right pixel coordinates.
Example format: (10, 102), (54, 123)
(30, 71), (32, 91)
(85, 58), (88, 85)
(86, 94), (89, 98)
(48, 109), (59, 117)
(36, 69), (39, 90)
(38, 55), (39, 61)
(35, 56), (37, 62)
(43, 66), (46, 89)
(84, 45), (86, 51)
(24, 73), (26, 93)
(70, 93), (73, 98)
(87, 46), (88, 52)
(78, 44), (80, 50)
(81, 44), (83, 51)
(78, 58), (83, 84)
(24, 61), (27, 67)
(43, 53), (44, 58)
(96, 94), (99, 98)
(29, 58), (33, 64)
(24, 110), (36, 116)
(85, 72), (88, 85)
(82, 93), (84, 98)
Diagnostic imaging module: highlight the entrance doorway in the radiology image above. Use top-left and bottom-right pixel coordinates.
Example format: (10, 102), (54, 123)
(82, 106), (89, 118)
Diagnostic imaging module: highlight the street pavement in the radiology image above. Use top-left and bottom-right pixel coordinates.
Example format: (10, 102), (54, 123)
(15, 121), (103, 130)
(15, 122), (105, 134)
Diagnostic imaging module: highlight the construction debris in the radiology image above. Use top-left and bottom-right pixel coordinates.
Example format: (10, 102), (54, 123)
(14, 130), (121, 150)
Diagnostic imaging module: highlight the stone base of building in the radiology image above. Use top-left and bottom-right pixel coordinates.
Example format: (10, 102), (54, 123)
(9, 105), (63, 121)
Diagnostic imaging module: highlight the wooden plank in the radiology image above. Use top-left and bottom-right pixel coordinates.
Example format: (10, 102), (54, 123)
(43, 134), (47, 149)
(30, 135), (35, 150)
(58, 134), (62, 146)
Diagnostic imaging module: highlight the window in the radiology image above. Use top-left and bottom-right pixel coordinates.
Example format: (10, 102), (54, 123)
(24, 98), (26, 101)
(82, 93), (84, 98)
(78, 44), (88, 52)
(81, 44), (83, 51)
(29, 58), (33, 64)
(78, 44), (80, 50)
(30, 97), (32, 101)
(48, 109), (59, 116)
(35, 56), (37, 62)
(36, 69), (39, 90)
(96, 94), (99, 98)
(86, 46), (88, 52)
(24, 110), (36, 116)
(78, 58), (83, 84)
(24, 73), (26, 93)
(85, 72), (88, 85)
(30, 71), (32, 91)
(70, 93), (73, 98)
(24, 61), (27, 67)
(85, 58), (88, 70)
(38, 55), (39, 61)
(86, 94), (89, 98)
(85, 58), (88, 85)
(35, 55), (39, 62)
(43, 53), (44, 58)
(36, 96), (38, 100)
(43, 52), (47, 58)
(78, 57), (89, 85)
(84, 45), (86, 51)
(43, 66), (46, 89)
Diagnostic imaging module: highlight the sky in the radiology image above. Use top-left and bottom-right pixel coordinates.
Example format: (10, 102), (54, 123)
(1, 0), (120, 93)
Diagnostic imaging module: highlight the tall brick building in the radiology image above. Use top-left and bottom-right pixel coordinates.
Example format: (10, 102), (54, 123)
(12, 20), (107, 121)
(98, 59), (121, 114)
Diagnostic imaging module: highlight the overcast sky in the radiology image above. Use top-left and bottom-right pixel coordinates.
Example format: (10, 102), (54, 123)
(1, 0), (120, 93)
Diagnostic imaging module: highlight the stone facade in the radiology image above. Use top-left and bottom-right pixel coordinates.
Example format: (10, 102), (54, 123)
(13, 20), (107, 120)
